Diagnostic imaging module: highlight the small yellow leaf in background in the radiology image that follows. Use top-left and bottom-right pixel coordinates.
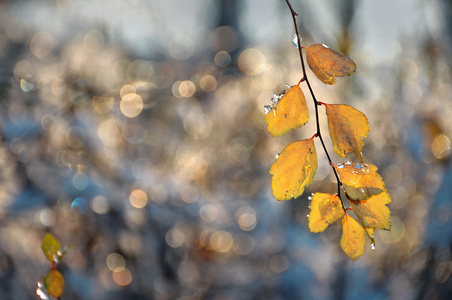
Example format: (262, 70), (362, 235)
(325, 104), (369, 162)
(335, 162), (385, 200)
(44, 269), (64, 298)
(269, 138), (317, 201)
(305, 44), (356, 85)
(41, 233), (60, 263)
(308, 193), (344, 233)
(265, 85), (309, 137)
(349, 191), (392, 230)
(341, 212), (366, 261)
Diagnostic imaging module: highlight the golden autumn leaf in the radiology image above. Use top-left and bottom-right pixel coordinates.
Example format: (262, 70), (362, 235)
(308, 193), (344, 233)
(269, 138), (317, 201)
(265, 85), (309, 137)
(354, 215), (377, 248)
(324, 104), (369, 162)
(349, 191), (392, 230)
(41, 233), (60, 263)
(335, 162), (385, 200)
(341, 212), (366, 261)
(44, 269), (64, 298)
(304, 44), (356, 85)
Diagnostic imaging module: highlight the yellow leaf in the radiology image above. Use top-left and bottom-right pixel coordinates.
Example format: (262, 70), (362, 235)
(305, 44), (356, 85)
(324, 104), (369, 162)
(44, 269), (64, 298)
(265, 85), (309, 137)
(365, 227), (376, 249)
(269, 138), (317, 201)
(354, 215), (377, 248)
(341, 212), (366, 261)
(335, 162), (385, 200)
(308, 193), (344, 233)
(349, 191), (392, 230)
(41, 233), (60, 263)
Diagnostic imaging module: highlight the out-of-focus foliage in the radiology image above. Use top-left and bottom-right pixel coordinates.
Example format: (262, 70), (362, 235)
(264, 18), (388, 259)
(38, 233), (69, 298)
(41, 233), (60, 263)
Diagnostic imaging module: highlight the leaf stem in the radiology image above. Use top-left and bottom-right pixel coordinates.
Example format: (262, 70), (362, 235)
(285, 0), (345, 209)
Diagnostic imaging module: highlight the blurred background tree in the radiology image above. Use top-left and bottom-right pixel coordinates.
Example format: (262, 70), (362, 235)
(0, 0), (451, 299)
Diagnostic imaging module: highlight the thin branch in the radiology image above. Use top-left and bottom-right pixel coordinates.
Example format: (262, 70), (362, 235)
(285, 0), (305, 78)
(284, 0), (345, 209)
